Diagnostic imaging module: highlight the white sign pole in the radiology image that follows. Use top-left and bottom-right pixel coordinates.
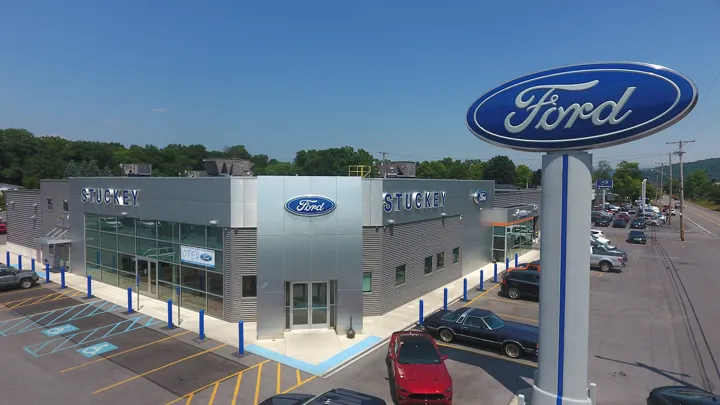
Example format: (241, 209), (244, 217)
(532, 151), (592, 405)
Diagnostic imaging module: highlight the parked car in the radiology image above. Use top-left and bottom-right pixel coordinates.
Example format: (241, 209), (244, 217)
(628, 209), (637, 215)
(501, 270), (540, 300)
(646, 217), (662, 226)
(263, 388), (387, 405)
(507, 260), (540, 272)
(594, 217), (612, 227)
(612, 219), (628, 228)
(591, 246), (625, 272)
(0, 222), (6, 234)
(627, 230), (647, 244)
(617, 213), (631, 221)
(423, 308), (538, 359)
(670, 209), (676, 216)
(647, 386), (719, 405)
(591, 233), (613, 247)
(630, 219), (647, 229)
(590, 229), (606, 239)
(386, 331), (453, 405)
(590, 240), (628, 261)
(0, 265), (39, 290)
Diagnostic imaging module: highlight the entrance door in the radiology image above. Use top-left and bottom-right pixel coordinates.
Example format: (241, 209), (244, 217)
(290, 282), (329, 329)
(136, 258), (158, 297)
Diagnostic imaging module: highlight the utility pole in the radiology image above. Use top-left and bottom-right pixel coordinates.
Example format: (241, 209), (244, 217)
(667, 140), (695, 241)
(379, 152), (389, 178)
(654, 162), (665, 206)
(668, 153), (672, 225)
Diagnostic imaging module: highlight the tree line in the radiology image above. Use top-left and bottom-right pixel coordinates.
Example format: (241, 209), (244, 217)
(0, 128), (543, 189)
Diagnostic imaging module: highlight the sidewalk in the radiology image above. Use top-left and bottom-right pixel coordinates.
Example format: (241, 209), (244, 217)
(4, 248), (539, 376)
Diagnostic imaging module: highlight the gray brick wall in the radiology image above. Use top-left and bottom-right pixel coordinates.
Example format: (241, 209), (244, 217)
(362, 227), (383, 315)
(379, 217), (463, 314)
(224, 227), (258, 322)
(4, 190), (42, 250)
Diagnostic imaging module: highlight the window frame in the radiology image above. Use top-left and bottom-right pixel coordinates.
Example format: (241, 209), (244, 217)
(395, 264), (406, 287)
(452, 247), (460, 264)
(47, 198), (53, 211)
(362, 272), (372, 293)
(424, 256), (433, 275)
(241, 275), (257, 298)
(62, 199), (69, 212)
(436, 252), (445, 270)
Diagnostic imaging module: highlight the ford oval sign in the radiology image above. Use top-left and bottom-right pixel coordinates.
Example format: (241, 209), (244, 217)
(200, 253), (212, 262)
(466, 62), (698, 151)
(285, 195), (336, 217)
(473, 190), (488, 205)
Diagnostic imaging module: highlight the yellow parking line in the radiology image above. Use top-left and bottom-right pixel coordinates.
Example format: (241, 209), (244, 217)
(253, 362), (264, 405)
(0, 292), (81, 312)
(231, 372), (243, 405)
(476, 296), (538, 308)
(207, 382), (219, 405)
(498, 313), (538, 323)
(463, 283), (501, 307)
(61, 330), (192, 373)
(185, 393), (194, 404)
(0, 288), (49, 297)
(296, 369), (301, 385)
(437, 342), (536, 367)
(166, 360), (270, 405)
(280, 375), (317, 395)
(93, 343), (227, 394)
(276, 363), (282, 394)
(6, 296), (37, 308)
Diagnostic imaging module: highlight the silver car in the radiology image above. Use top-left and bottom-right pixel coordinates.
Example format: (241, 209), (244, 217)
(590, 246), (625, 272)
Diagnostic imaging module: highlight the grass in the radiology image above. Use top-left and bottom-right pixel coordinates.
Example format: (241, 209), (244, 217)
(690, 199), (720, 211)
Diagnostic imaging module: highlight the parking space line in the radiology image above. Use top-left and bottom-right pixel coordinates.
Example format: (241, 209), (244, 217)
(2, 301), (118, 336)
(60, 330), (192, 373)
(0, 288), (50, 297)
(473, 296), (538, 308)
(280, 375), (317, 395)
(0, 301), (92, 326)
(1, 291), (84, 312)
(295, 369), (301, 385)
(253, 361), (263, 405)
(276, 363), (281, 394)
(92, 343), (228, 394)
(166, 360), (270, 405)
(463, 283), (501, 307)
(437, 342), (537, 368)
(231, 372), (243, 405)
(498, 313), (538, 323)
(207, 383), (219, 404)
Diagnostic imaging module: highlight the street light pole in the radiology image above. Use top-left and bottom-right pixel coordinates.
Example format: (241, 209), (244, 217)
(654, 162), (665, 206)
(667, 140), (695, 242)
(668, 153), (673, 225)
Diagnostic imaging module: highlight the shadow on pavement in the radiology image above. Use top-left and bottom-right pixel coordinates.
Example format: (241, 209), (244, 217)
(442, 345), (534, 394)
(595, 354), (703, 391)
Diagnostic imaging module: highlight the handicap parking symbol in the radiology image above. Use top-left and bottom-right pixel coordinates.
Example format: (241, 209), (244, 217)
(42, 324), (79, 337)
(77, 342), (118, 358)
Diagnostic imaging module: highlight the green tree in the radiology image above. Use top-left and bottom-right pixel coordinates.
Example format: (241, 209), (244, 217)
(612, 161), (643, 200)
(593, 160), (613, 181)
(685, 170), (712, 199)
(87, 160), (101, 177)
(467, 161), (485, 180)
(264, 162), (297, 175)
(515, 165), (532, 188)
(531, 169), (542, 187)
(64, 160), (79, 178)
(102, 166), (114, 177)
(484, 155), (516, 185)
(416, 161), (449, 179)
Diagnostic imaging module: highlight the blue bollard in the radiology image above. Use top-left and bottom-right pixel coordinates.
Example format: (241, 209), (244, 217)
(480, 270), (484, 291)
(5, 251), (9, 266)
(18, 255), (22, 270)
(45, 263), (50, 283)
(60, 266), (66, 288)
(443, 288), (448, 311)
(31, 258), (35, 272)
(87, 275), (92, 298)
(419, 300), (424, 325)
(493, 262), (498, 283)
(463, 278), (468, 301)
(515, 252), (519, 267)
(238, 320), (245, 355)
(199, 309), (205, 341)
(506, 257), (510, 270)
(127, 287), (133, 313)
(168, 299), (173, 328)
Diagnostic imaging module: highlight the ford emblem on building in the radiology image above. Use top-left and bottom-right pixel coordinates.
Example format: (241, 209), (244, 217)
(285, 195), (337, 217)
(466, 62), (698, 151)
(473, 190), (488, 205)
(200, 253), (212, 262)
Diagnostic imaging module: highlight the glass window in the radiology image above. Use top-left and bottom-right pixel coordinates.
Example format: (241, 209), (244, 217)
(157, 221), (179, 242)
(452, 247), (460, 264)
(242, 276), (257, 297)
(362, 272), (372, 293)
(424, 256), (433, 274)
(86, 246), (100, 265)
(62, 200), (69, 212)
(207, 271), (223, 296)
(207, 295), (223, 319)
(118, 270), (135, 290)
(395, 265), (406, 286)
(100, 232), (117, 251)
(136, 238), (156, 257)
(437, 252), (445, 270)
(101, 267), (118, 286)
(464, 316), (487, 328)
(117, 217), (135, 236)
(482, 313), (506, 329)
(119, 254), (135, 273)
(181, 265), (206, 292)
(207, 226), (223, 250)
(212, 250), (223, 271)
(136, 219), (157, 239)
(47, 198), (53, 211)
(181, 288), (206, 312)
(157, 242), (179, 263)
(118, 235), (135, 254)
(493, 226), (507, 236)
(101, 250), (117, 268)
(493, 236), (506, 250)
(180, 223), (206, 247)
(99, 216), (120, 232)
(85, 213), (100, 230)
(86, 262), (101, 280)
(159, 281), (174, 302)
(158, 262), (178, 284)
(85, 230), (100, 247)
(441, 311), (462, 323)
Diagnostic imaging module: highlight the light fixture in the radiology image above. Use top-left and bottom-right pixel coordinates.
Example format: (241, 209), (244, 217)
(33, 203), (38, 207)
(120, 212), (128, 216)
(459, 214), (464, 222)
(30, 215), (36, 220)
(208, 219), (218, 226)
(387, 219), (395, 225)
(441, 213), (447, 217)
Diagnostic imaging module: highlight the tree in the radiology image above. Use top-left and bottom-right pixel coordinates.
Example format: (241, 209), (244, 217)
(484, 155), (516, 185)
(102, 166), (114, 177)
(416, 161), (449, 179)
(64, 160), (79, 178)
(467, 161), (485, 180)
(87, 160), (101, 177)
(77, 161), (90, 177)
(264, 162), (297, 175)
(531, 169), (542, 187)
(515, 165), (532, 188)
(593, 160), (613, 181)
(685, 170), (712, 199)
(612, 161), (643, 200)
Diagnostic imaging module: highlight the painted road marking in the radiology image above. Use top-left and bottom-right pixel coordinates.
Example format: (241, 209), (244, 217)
(0, 290), (85, 312)
(42, 324), (79, 336)
(23, 315), (163, 357)
(77, 342), (118, 358)
(686, 215), (720, 239)
(0, 301), (117, 336)
(437, 341), (537, 368)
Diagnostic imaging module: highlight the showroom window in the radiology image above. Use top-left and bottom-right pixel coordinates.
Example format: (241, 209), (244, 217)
(362, 272), (372, 293)
(437, 252), (445, 270)
(242, 276), (257, 298)
(452, 247), (460, 264)
(424, 256), (433, 274)
(395, 265), (406, 286)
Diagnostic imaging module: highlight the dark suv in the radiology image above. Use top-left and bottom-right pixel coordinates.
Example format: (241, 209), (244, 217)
(0, 265), (39, 290)
(501, 270), (539, 300)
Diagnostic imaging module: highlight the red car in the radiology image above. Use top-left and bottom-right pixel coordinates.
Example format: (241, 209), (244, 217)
(386, 331), (453, 405)
(0, 223), (6, 234)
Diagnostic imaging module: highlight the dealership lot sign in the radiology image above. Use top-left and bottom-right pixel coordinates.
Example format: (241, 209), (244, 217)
(81, 188), (139, 206)
(383, 191), (447, 213)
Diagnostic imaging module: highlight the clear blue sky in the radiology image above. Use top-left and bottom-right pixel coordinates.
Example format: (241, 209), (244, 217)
(1, 0), (718, 170)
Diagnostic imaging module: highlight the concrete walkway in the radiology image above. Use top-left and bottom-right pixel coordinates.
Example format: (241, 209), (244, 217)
(5, 249), (539, 376)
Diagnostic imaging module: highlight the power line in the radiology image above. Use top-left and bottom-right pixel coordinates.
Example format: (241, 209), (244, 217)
(666, 140), (695, 241)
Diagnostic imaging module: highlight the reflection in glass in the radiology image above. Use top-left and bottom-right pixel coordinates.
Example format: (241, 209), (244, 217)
(136, 219), (157, 239)
(136, 238), (156, 257)
(180, 223), (206, 247)
(158, 262), (177, 284)
(157, 242), (178, 263)
(119, 253), (135, 273)
(207, 271), (223, 296)
(85, 230), (100, 247)
(101, 250), (117, 268)
(99, 216), (121, 232)
(118, 270), (135, 291)
(86, 262), (101, 280)
(207, 294), (223, 318)
(181, 288), (206, 312)
(311, 282), (328, 325)
(100, 232), (117, 250)
(86, 247), (100, 265)
(292, 283), (308, 326)
(85, 213), (100, 230)
(159, 281), (174, 302)
(157, 221), (179, 242)
(181, 265), (206, 292)
(207, 226), (223, 250)
(118, 235), (135, 254)
(101, 266), (118, 286)
(117, 217), (135, 236)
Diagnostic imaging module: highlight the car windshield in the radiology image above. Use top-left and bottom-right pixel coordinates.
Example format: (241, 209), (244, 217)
(396, 336), (441, 365)
(482, 313), (506, 329)
(630, 231), (644, 237)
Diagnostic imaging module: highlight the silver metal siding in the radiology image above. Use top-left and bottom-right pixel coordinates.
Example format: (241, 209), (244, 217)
(379, 217), (463, 314)
(493, 190), (542, 208)
(4, 190), (42, 249)
(362, 226), (383, 315)
(224, 227), (258, 322)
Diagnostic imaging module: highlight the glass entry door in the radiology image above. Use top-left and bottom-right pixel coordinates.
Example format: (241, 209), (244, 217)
(136, 258), (158, 297)
(290, 282), (329, 329)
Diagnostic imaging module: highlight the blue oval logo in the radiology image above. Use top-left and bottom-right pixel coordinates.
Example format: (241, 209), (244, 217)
(285, 195), (337, 217)
(466, 62), (698, 151)
(200, 253), (212, 262)
(473, 190), (488, 205)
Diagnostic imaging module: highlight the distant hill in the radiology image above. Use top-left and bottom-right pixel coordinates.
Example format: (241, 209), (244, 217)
(642, 157), (720, 182)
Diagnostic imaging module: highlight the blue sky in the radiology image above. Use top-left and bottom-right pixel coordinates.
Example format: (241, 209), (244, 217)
(1, 0), (718, 170)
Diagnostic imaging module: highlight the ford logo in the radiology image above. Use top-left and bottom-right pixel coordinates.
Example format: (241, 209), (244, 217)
(200, 253), (212, 262)
(473, 190), (488, 205)
(285, 195), (337, 217)
(466, 62), (698, 151)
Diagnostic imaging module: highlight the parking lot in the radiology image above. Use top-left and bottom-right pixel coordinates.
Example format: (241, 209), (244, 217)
(0, 283), (316, 405)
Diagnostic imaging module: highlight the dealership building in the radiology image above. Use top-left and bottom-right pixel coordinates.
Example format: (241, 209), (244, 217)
(3, 176), (540, 338)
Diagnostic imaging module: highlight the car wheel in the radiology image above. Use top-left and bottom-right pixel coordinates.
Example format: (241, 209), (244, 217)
(508, 287), (520, 300)
(503, 342), (522, 358)
(600, 262), (611, 272)
(19, 278), (33, 289)
(439, 329), (454, 343)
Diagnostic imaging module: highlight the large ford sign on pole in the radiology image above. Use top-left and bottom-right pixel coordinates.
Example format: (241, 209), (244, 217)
(466, 62), (697, 405)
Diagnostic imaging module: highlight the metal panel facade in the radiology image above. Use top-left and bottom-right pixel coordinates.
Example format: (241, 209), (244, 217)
(494, 189), (541, 209)
(4, 190), (42, 249)
(224, 227), (258, 322)
(361, 227), (383, 315)
(256, 176), (363, 339)
(39, 180), (70, 235)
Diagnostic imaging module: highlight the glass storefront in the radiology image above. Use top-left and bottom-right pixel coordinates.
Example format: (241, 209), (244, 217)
(84, 213), (224, 318)
(492, 218), (535, 263)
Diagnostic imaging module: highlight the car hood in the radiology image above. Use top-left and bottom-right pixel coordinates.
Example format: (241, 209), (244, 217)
(502, 321), (539, 341)
(396, 363), (451, 392)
